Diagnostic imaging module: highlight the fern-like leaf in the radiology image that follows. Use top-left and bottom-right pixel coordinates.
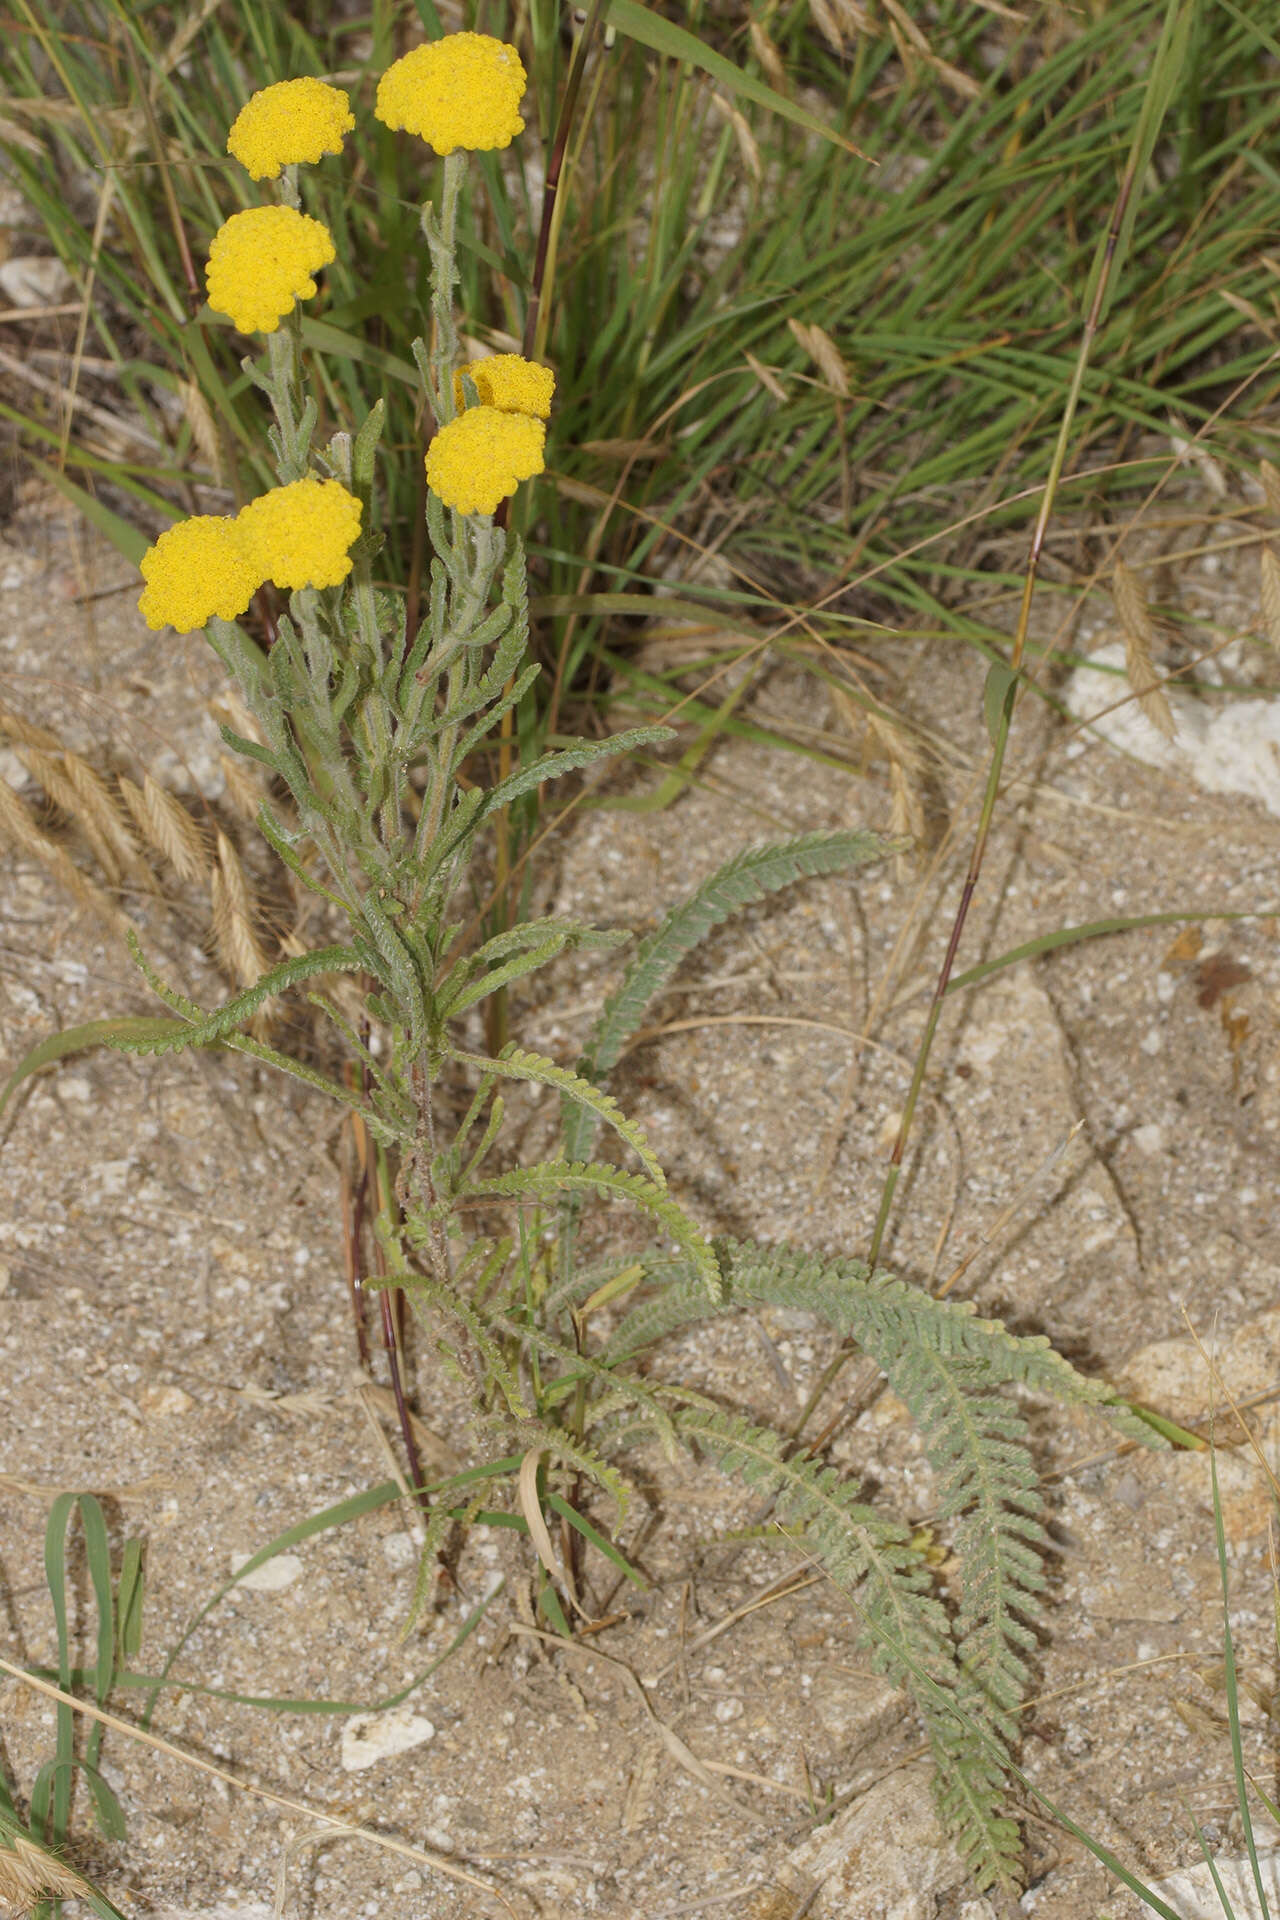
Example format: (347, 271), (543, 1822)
(392, 1271), (530, 1420)
(455, 1160), (722, 1299)
(449, 1045), (667, 1188)
(675, 1402), (1021, 1890)
(123, 944), (364, 1054)
(565, 829), (898, 1163)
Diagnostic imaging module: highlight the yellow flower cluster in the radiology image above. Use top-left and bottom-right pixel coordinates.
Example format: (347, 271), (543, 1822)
(227, 78), (355, 181)
(426, 408), (545, 517)
(138, 517), (263, 634)
(206, 205), (335, 334)
(137, 480), (363, 632)
(453, 355), (555, 421)
(374, 33), (526, 155)
(238, 477), (363, 590)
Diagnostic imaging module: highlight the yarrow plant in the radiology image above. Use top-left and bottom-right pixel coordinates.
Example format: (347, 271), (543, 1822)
(6, 28), (1161, 1897)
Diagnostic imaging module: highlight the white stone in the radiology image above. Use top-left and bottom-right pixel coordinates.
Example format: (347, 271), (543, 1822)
(381, 1530), (417, 1569)
(0, 255), (72, 307)
(781, 1763), (970, 1918)
(1132, 1124), (1165, 1155)
(150, 1904), (274, 1920)
(341, 1705), (436, 1771)
(137, 1383), (194, 1418)
(1066, 641), (1280, 818)
(229, 1551), (303, 1592)
(1145, 1850), (1280, 1917)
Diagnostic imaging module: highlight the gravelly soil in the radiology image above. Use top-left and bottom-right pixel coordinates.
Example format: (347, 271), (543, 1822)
(2, 483), (1280, 1920)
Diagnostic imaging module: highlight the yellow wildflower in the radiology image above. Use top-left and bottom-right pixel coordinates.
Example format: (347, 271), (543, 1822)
(453, 355), (555, 421)
(237, 477), (363, 590)
(425, 408), (545, 517)
(205, 205), (335, 334)
(374, 33), (526, 155)
(138, 517), (262, 633)
(227, 78), (355, 182)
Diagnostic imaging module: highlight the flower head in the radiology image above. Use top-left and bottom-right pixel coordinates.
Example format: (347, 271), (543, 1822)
(237, 477), (363, 590)
(425, 407), (545, 517)
(138, 516), (263, 633)
(453, 354), (555, 421)
(205, 205), (335, 334)
(227, 78), (355, 181)
(374, 33), (526, 155)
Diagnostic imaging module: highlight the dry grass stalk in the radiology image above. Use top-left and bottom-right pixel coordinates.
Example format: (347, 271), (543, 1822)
(808, 0), (868, 50)
(0, 1830), (95, 1913)
(0, 700), (61, 753)
(710, 91), (762, 182)
(179, 376), (223, 485)
(14, 744), (132, 886)
(119, 772), (210, 883)
(743, 350), (787, 403)
(210, 693), (268, 820)
(0, 777), (127, 930)
(58, 750), (153, 886)
(218, 749), (265, 822)
(1260, 458), (1280, 520)
(865, 707), (925, 870)
(1261, 547), (1280, 651)
(211, 830), (271, 989)
(787, 318), (850, 396)
(748, 19), (787, 90)
(1113, 557), (1177, 740)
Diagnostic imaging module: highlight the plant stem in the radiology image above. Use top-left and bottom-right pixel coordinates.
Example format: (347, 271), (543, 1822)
(522, 0), (608, 366)
(793, 156), (1144, 1446)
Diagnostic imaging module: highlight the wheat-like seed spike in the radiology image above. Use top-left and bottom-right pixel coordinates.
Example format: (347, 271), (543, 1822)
(218, 749), (264, 822)
(211, 830), (271, 988)
(808, 0), (867, 50)
(179, 376), (223, 485)
(1260, 460), (1280, 520)
(1260, 547), (1280, 652)
(748, 19), (786, 88)
(15, 743), (125, 883)
(0, 1831), (95, 1914)
(0, 777), (128, 931)
(139, 772), (210, 882)
(787, 317), (850, 396)
(1113, 558), (1177, 741)
(709, 91), (762, 182)
(59, 749), (153, 886)
(0, 700), (61, 752)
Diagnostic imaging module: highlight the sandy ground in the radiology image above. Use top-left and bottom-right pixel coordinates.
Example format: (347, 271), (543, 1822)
(2, 482), (1280, 1920)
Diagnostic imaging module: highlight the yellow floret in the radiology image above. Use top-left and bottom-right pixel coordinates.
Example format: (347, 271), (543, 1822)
(374, 33), (526, 155)
(237, 477), (363, 590)
(138, 517), (263, 633)
(205, 206), (335, 334)
(425, 408), (545, 517)
(453, 355), (555, 421)
(227, 78), (355, 182)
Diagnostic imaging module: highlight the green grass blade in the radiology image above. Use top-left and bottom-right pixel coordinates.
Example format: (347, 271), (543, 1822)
(946, 908), (1273, 997)
(603, 0), (868, 156)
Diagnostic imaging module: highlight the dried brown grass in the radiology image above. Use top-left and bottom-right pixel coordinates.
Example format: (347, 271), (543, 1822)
(0, 776), (127, 931)
(1112, 557), (1177, 740)
(0, 1830), (95, 1915)
(118, 772), (210, 884)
